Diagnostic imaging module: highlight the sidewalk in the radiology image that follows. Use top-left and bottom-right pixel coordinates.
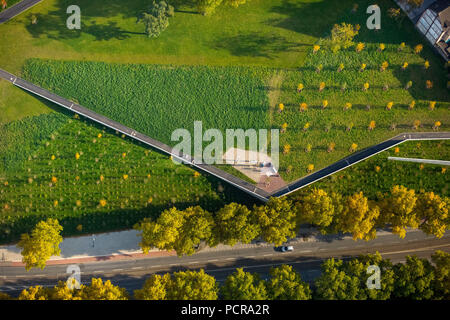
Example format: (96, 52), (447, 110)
(0, 227), (400, 266)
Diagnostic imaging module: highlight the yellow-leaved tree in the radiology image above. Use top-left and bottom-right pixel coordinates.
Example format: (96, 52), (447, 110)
(336, 192), (380, 240)
(415, 192), (449, 238)
(79, 278), (129, 300)
(134, 274), (171, 300)
(295, 189), (335, 233)
(18, 218), (63, 271)
(380, 185), (419, 238)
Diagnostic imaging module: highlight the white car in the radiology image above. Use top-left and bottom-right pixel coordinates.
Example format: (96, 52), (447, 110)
(281, 246), (294, 252)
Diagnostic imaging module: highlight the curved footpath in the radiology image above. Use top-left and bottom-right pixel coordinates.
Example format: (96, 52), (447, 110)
(1, 69), (449, 202)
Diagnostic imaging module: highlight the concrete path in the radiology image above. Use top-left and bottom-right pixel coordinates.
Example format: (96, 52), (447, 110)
(0, 0), (42, 24)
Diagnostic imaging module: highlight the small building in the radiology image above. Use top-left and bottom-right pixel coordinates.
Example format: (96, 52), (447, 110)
(416, 0), (450, 60)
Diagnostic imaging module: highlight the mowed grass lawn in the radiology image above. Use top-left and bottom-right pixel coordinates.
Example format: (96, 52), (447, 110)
(0, 0), (352, 124)
(0, 114), (256, 243)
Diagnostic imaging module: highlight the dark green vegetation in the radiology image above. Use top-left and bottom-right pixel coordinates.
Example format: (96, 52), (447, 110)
(22, 60), (271, 150)
(300, 140), (449, 199)
(0, 114), (256, 244)
(4, 251), (449, 300)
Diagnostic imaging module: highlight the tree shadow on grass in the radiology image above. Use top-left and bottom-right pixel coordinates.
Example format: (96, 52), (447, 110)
(24, 0), (148, 41)
(212, 33), (304, 59)
(267, 0), (353, 38)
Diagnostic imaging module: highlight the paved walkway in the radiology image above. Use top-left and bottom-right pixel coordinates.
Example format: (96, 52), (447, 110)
(0, 0), (42, 24)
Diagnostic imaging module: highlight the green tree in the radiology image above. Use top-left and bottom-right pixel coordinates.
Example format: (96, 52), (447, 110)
(212, 203), (260, 246)
(173, 206), (214, 255)
(135, 207), (183, 254)
(335, 192), (380, 240)
(431, 250), (450, 299)
(314, 258), (363, 300)
(136, 206), (214, 256)
(134, 274), (170, 300)
(415, 192), (449, 238)
(380, 185), (419, 238)
(166, 269), (219, 300)
(221, 268), (267, 300)
(251, 197), (296, 245)
(79, 278), (129, 300)
(347, 253), (395, 300)
(393, 255), (435, 300)
(18, 218), (63, 271)
(295, 189), (334, 232)
(266, 265), (311, 300)
(137, 1), (174, 38)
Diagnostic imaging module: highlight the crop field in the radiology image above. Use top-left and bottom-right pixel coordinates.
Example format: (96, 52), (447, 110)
(22, 59), (272, 149)
(0, 114), (255, 243)
(292, 140), (449, 200)
(274, 4), (450, 180)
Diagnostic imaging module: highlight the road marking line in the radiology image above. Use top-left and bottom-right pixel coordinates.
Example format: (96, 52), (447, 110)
(93, 270), (104, 274)
(246, 256), (256, 258)
(263, 254), (273, 257)
(381, 243), (450, 255)
(131, 267), (143, 270)
(223, 258), (234, 261)
(15, 275), (26, 278)
(151, 265), (161, 268)
(207, 259), (219, 262)
(112, 269), (123, 272)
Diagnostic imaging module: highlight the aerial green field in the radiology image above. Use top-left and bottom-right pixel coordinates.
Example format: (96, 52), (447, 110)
(0, 0), (352, 124)
(0, 114), (256, 243)
(291, 140), (449, 200)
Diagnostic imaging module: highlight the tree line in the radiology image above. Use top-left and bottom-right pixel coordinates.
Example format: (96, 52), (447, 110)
(2, 251), (448, 300)
(14, 185), (448, 271)
(135, 185), (449, 256)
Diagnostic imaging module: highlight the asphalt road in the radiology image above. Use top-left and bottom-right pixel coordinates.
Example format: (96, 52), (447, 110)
(1, 230), (449, 296)
(0, 0), (42, 24)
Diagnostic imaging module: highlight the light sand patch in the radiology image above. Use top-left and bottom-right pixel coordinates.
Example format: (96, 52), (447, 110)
(223, 147), (279, 183)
